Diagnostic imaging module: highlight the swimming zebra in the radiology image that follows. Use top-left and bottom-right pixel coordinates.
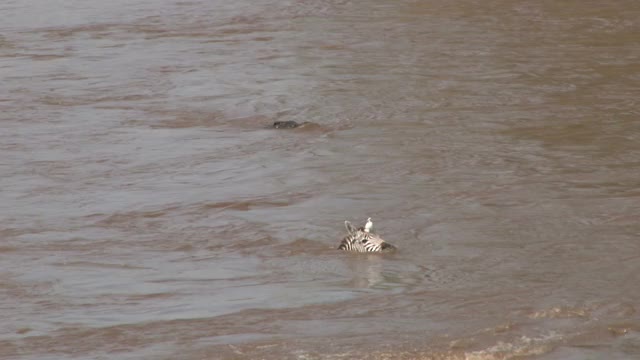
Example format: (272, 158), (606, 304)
(338, 219), (396, 253)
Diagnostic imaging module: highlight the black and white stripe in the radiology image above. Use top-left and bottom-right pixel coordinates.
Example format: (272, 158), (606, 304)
(338, 220), (396, 253)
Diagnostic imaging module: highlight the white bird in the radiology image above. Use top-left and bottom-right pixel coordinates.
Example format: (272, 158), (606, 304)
(364, 217), (373, 233)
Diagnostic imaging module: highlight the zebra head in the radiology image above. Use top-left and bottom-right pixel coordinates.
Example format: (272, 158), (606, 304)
(338, 220), (396, 253)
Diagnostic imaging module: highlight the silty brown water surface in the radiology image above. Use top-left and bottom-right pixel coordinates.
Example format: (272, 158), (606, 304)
(1, 0), (640, 359)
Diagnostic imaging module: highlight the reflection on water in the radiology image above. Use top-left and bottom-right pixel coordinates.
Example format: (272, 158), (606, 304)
(349, 255), (387, 289)
(2, 0), (640, 359)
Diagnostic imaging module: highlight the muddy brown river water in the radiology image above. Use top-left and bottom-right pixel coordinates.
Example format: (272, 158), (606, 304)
(2, 0), (640, 359)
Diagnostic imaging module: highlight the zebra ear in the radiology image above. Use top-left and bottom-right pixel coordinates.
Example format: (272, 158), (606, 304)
(344, 221), (357, 234)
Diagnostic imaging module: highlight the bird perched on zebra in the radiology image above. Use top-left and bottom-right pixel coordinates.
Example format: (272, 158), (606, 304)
(364, 217), (373, 233)
(338, 218), (396, 253)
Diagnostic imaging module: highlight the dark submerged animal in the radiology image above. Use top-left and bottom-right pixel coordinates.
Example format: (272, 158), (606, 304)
(273, 121), (304, 129)
(273, 120), (311, 129)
